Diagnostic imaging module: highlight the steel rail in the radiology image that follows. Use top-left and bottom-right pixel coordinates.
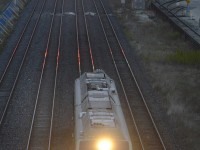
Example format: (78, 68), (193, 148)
(25, 0), (59, 148)
(92, 0), (144, 149)
(76, 0), (94, 74)
(81, 0), (95, 71)
(48, 0), (65, 149)
(75, 0), (81, 76)
(0, 0), (46, 126)
(0, 0), (39, 85)
(95, 0), (167, 149)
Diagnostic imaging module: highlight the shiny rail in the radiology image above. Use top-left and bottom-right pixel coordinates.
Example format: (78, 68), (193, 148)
(0, 0), (39, 86)
(48, 0), (65, 149)
(25, 0), (60, 149)
(75, 0), (95, 74)
(75, 0), (81, 76)
(0, 0), (44, 126)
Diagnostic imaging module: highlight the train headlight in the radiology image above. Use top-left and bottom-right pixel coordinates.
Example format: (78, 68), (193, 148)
(97, 139), (112, 150)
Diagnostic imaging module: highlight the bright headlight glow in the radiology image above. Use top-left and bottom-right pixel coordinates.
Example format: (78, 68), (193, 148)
(97, 139), (112, 150)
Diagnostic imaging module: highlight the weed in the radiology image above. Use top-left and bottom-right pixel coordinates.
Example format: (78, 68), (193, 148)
(167, 31), (180, 40)
(123, 26), (133, 40)
(167, 50), (200, 65)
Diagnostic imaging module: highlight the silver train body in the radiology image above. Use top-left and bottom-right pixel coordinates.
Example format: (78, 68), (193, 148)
(74, 69), (132, 150)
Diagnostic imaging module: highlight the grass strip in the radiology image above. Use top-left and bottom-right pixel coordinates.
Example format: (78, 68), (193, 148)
(167, 50), (200, 65)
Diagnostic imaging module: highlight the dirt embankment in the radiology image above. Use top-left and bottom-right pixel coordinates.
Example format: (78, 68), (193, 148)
(108, 1), (200, 150)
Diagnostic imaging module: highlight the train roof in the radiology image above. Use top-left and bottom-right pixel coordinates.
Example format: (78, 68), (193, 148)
(75, 70), (128, 140)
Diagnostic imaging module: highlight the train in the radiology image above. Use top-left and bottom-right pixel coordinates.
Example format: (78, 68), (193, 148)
(74, 69), (132, 150)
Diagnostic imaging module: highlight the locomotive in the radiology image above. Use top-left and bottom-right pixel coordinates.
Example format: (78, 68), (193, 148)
(74, 69), (132, 150)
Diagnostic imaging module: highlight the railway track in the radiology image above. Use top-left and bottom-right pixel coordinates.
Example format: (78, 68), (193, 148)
(26, 0), (64, 149)
(0, 0), (77, 149)
(78, 0), (167, 149)
(0, 0), (45, 125)
(76, 0), (94, 73)
(49, 0), (77, 149)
